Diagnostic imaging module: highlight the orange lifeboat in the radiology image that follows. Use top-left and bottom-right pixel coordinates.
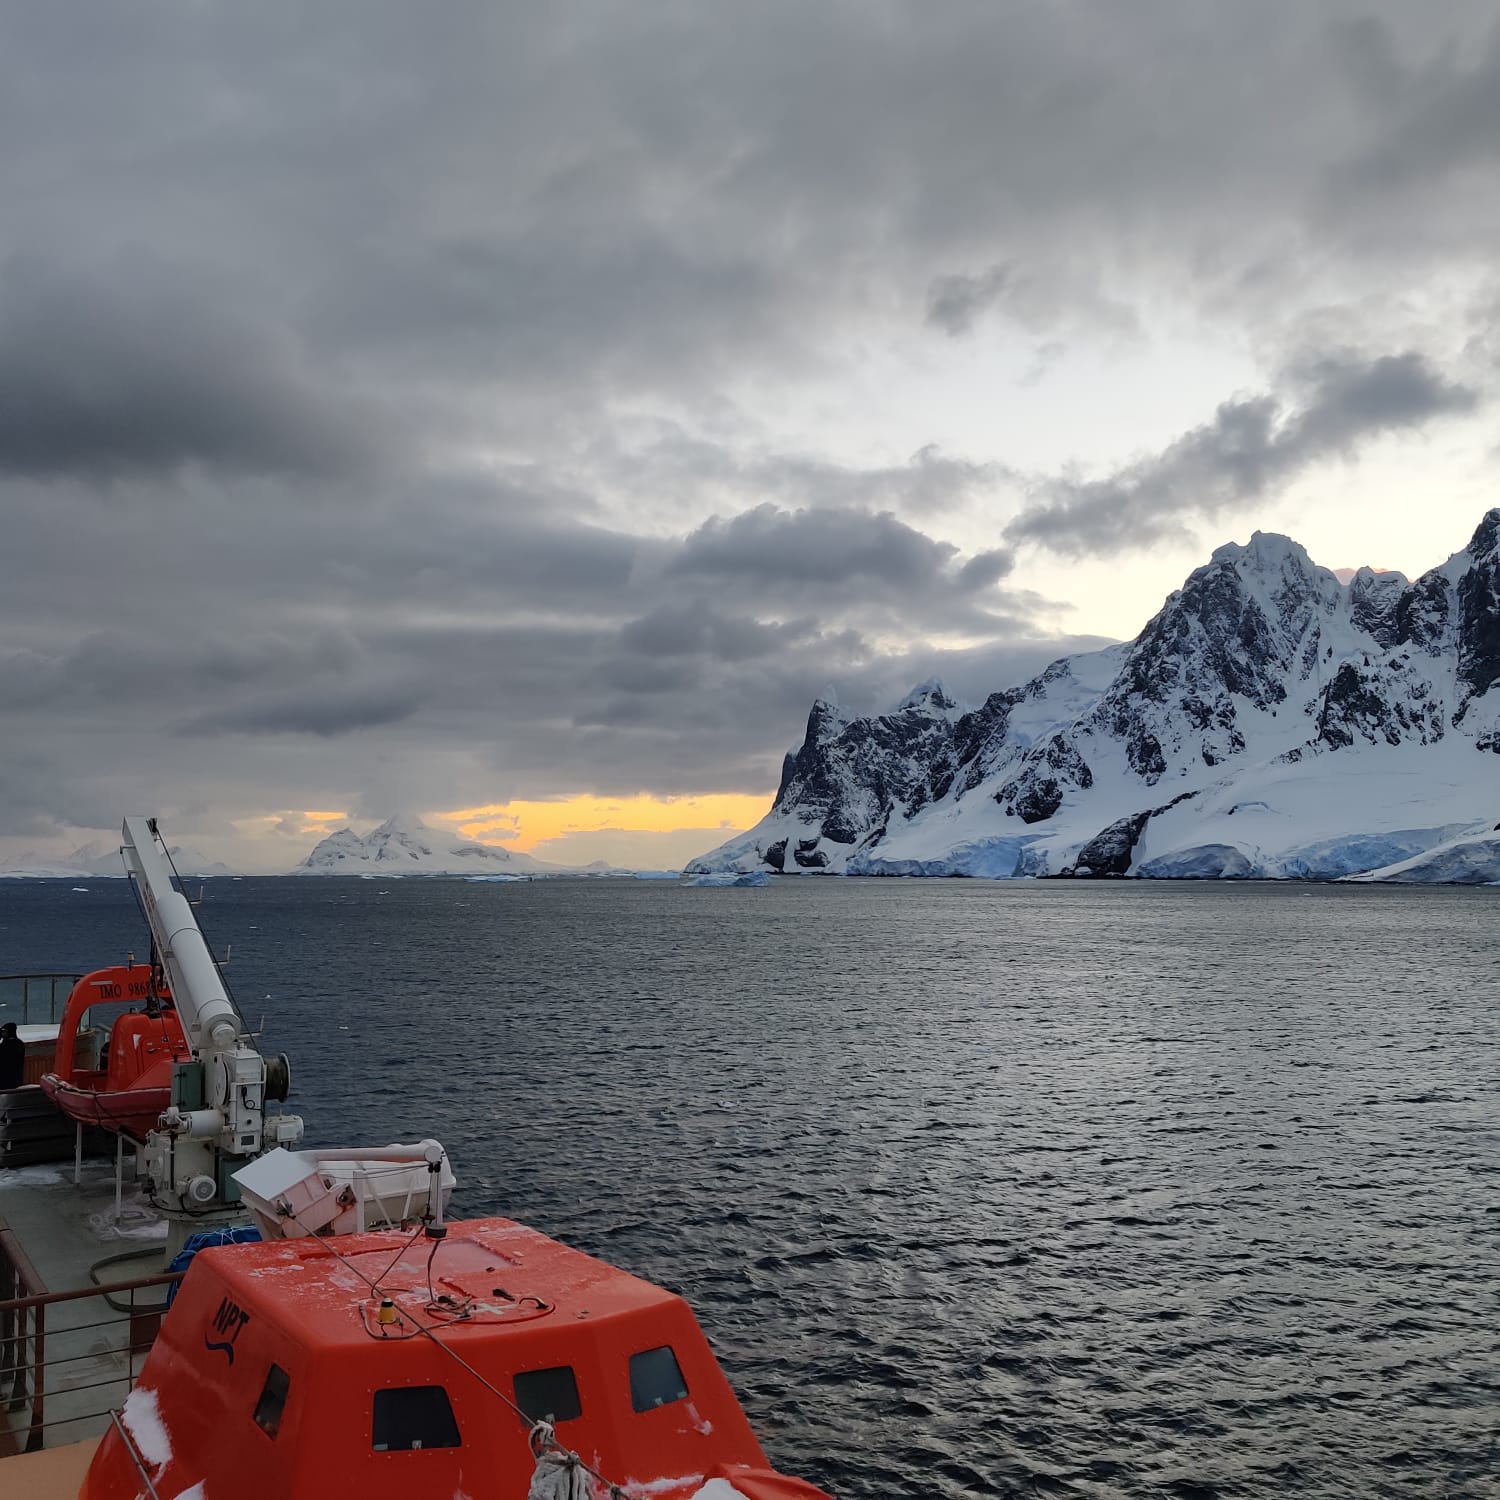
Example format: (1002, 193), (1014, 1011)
(81, 1216), (833, 1500)
(38, 965), (190, 1141)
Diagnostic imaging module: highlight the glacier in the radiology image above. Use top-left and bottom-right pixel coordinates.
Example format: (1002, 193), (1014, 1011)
(688, 512), (1500, 885)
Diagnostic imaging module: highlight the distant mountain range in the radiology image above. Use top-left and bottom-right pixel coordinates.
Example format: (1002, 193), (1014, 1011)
(0, 841), (234, 879)
(0, 817), (637, 880)
(291, 815), (611, 877)
(688, 510), (1500, 884)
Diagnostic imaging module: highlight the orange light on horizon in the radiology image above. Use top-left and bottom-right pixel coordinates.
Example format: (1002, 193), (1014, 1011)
(437, 792), (773, 853)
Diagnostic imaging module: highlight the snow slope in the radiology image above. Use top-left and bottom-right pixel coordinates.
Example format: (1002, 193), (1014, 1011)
(291, 815), (569, 876)
(689, 512), (1500, 883)
(0, 841), (234, 879)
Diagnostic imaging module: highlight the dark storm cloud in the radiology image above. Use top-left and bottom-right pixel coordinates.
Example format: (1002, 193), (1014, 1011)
(957, 549), (1016, 589)
(180, 682), (428, 738)
(3, 2), (1497, 427)
(1330, 19), (1500, 203)
(1281, 352), (1479, 451)
(0, 629), (364, 710)
(672, 504), (971, 591)
(2, 2), (1499, 854)
(0, 257), (388, 480)
(619, 605), (816, 663)
(927, 264), (1015, 337)
(598, 434), (1011, 525)
(657, 504), (1028, 644)
(1007, 351), (1481, 557)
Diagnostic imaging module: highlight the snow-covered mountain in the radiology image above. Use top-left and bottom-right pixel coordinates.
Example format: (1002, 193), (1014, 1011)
(0, 841), (234, 879)
(688, 511), (1500, 883)
(291, 815), (565, 876)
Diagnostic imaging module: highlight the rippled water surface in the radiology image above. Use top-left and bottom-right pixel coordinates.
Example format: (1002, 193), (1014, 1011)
(3, 877), (1498, 1497)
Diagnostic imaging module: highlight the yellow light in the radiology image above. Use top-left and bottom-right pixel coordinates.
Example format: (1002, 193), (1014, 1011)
(437, 793), (772, 853)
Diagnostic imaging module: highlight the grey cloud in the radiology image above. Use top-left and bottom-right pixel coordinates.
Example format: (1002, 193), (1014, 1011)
(924, 263), (1136, 342)
(927, 264), (1014, 336)
(1007, 350), (1481, 557)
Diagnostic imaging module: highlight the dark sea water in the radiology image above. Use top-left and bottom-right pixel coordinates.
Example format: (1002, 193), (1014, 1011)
(2, 877), (1498, 1498)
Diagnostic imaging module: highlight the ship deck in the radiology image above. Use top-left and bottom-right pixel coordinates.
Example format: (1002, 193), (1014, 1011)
(0, 1154), (169, 1457)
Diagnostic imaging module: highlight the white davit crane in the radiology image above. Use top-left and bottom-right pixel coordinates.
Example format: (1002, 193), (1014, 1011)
(121, 816), (303, 1254)
(123, 816), (456, 1256)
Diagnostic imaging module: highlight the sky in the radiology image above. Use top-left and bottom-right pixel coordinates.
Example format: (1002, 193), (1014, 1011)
(2, 2), (1498, 872)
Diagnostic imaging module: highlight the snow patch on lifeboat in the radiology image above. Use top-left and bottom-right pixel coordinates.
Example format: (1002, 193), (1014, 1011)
(122, 1385), (173, 1470)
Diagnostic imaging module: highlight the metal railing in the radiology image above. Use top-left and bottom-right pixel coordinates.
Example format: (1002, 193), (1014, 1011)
(0, 1219), (181, 1455)
(0, 974), (82, 1027)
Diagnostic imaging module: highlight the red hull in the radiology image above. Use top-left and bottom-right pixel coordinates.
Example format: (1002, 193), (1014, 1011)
(38, 1074), (169, 1142)
(39, 965), (189, 1143)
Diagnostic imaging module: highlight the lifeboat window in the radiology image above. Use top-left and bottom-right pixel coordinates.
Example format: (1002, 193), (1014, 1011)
(629, 1346), (689, 1411)
(372, 1385), (461, 1452)
(513, 1366), (582, 1424)
(253, 1363), (290, 1438)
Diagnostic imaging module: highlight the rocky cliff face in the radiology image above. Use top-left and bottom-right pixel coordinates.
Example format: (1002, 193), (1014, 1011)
(690, 511), (1500, 881)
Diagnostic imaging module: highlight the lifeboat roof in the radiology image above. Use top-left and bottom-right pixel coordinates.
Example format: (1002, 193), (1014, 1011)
(217, 1216), (675, 1340)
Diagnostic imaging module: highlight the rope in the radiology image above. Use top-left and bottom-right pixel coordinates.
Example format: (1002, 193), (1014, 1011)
(527, 1420), (593, 1499)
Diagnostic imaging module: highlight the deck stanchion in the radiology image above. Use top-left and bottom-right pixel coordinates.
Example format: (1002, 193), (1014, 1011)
(0, 1257), (16, 1414)
(24, 1303), (44, 1452)
(73, 1121), (83, 1186)
(114, 1135), (125, 1222)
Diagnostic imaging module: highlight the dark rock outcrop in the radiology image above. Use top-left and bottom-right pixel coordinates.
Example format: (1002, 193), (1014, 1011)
(696, 510), (1500, 877)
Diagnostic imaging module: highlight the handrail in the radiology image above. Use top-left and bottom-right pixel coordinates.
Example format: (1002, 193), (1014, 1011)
(0, 1219), (182, 1455)
(0, 1224), (45, 1300)
(0, 1217), (47, 1452)
(0, 1273), (182, 1316)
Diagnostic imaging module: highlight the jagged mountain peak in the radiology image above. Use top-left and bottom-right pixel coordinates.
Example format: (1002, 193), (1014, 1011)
(1464, 507), (1500, 564)
(1211, 529), (1319, 575)
(1346, 564), (1404, 583)
(370, 812), (429, 837)
(895, 677), (965, 715)
(690, 511), (1500, 884)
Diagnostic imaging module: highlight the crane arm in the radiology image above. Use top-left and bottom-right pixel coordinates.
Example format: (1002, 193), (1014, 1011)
(121, 816), (241, 1056)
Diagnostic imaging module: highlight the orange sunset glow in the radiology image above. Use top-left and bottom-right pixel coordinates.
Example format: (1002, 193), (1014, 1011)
(439, 792), (772, 854)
